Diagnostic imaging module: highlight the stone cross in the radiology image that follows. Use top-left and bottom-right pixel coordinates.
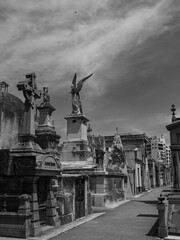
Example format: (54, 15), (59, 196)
(171, 104), (176, 123)
(17, 73), (41, 136)
(17, 73), (41, 108)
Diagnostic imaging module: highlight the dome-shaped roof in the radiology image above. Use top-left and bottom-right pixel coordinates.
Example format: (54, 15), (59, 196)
(0, 91), (24, 113)
(0, 91), (24, 149)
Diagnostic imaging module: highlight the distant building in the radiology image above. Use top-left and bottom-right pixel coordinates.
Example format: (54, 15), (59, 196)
(146, 136), (165, 162)
(165, 145), (171, 166)
(146, 135), (172, 187)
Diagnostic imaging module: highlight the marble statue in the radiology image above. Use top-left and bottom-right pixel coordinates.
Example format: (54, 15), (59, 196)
(41, 87), (50, 107)
(69, 73), (93, 115)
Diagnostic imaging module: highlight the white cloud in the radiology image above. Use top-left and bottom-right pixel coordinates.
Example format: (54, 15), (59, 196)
(0, 0), (179, 98)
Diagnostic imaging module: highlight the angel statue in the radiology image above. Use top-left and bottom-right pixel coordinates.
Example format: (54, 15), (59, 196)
(69, 73), (93, 115)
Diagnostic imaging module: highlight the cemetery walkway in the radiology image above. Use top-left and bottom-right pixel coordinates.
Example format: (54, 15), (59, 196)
(51, 187), (168, 240)
(1, 187), (169, 240)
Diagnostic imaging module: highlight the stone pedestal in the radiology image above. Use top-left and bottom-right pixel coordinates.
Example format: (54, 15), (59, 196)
(11, 134), (43, 157)
(95, 174), (106, 194)
(35, 103), (60, 158)
(36, 107), (56, 135)
(157, 200), (168, 238)
(62, 114), (89, 162)
(92, 193), (107, 207)
(62, 140), (88, 162)
(65, 114), (89, 141)
(46, 179), (60, 227)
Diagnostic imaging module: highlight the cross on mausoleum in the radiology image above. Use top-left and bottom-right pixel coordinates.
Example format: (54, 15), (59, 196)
(171, 104), (176, 123)
(17, 73), (42, 136)
(17, 73), (41, 108)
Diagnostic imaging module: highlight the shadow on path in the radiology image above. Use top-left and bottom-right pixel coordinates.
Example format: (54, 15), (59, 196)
(134, 200), (158, 205)
(146, 219), (158, 237)
(137, 214), (158, 218)
(137, 212), (158, 237)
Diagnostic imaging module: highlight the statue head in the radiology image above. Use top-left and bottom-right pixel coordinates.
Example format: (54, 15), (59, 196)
(71, 84), (75, 93)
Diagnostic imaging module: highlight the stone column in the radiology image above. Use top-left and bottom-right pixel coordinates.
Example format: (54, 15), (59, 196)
(72, 181), (76, 221)
(93, 175), (107, 207)
(121, 178), (125, 200)
(18, 194), (32, 238)
(85, 179), (88, 216)
(46, 178), (60, 227)
(30, 177), (42, 237)
(171, 149), (180, 188)
(157, 195), (168, 238)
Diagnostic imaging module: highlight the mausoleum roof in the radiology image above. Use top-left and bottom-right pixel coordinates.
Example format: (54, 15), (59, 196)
(0, 91), (24, 114)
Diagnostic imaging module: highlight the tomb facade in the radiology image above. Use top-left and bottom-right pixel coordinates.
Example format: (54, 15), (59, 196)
(0, 74), (61, 238)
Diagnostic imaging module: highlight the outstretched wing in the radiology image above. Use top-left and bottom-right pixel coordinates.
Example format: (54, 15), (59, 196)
(72, 73), (77, 90)
(80, 73), (93, 83)
(76, 73), (93, 93)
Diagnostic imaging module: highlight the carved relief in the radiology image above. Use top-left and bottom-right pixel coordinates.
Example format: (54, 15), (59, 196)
(14, 157), (35, 175)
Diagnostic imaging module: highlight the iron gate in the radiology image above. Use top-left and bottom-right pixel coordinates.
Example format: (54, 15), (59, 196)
(38, 177), (48, 225)
(75, 178), (85, 219)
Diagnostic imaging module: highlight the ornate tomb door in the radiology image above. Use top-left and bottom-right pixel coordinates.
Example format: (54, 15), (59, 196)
(75, 178), (85, 219)
(38, 177), (48, 225)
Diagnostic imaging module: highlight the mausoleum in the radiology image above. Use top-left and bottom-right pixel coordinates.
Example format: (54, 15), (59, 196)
(0, 74), (61, 238)
(61, 73), (96, 223)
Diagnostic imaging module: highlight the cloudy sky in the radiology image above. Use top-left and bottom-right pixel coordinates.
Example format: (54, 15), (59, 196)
(1, 0), (180, 143)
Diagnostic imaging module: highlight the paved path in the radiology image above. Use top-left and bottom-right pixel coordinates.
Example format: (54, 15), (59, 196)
(52, 187), (166, 240)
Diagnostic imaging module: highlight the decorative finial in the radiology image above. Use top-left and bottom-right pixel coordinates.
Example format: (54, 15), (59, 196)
(158, 193), (165, 204)
(171, 104), (176, 122)
(0, 82), (9, 92)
